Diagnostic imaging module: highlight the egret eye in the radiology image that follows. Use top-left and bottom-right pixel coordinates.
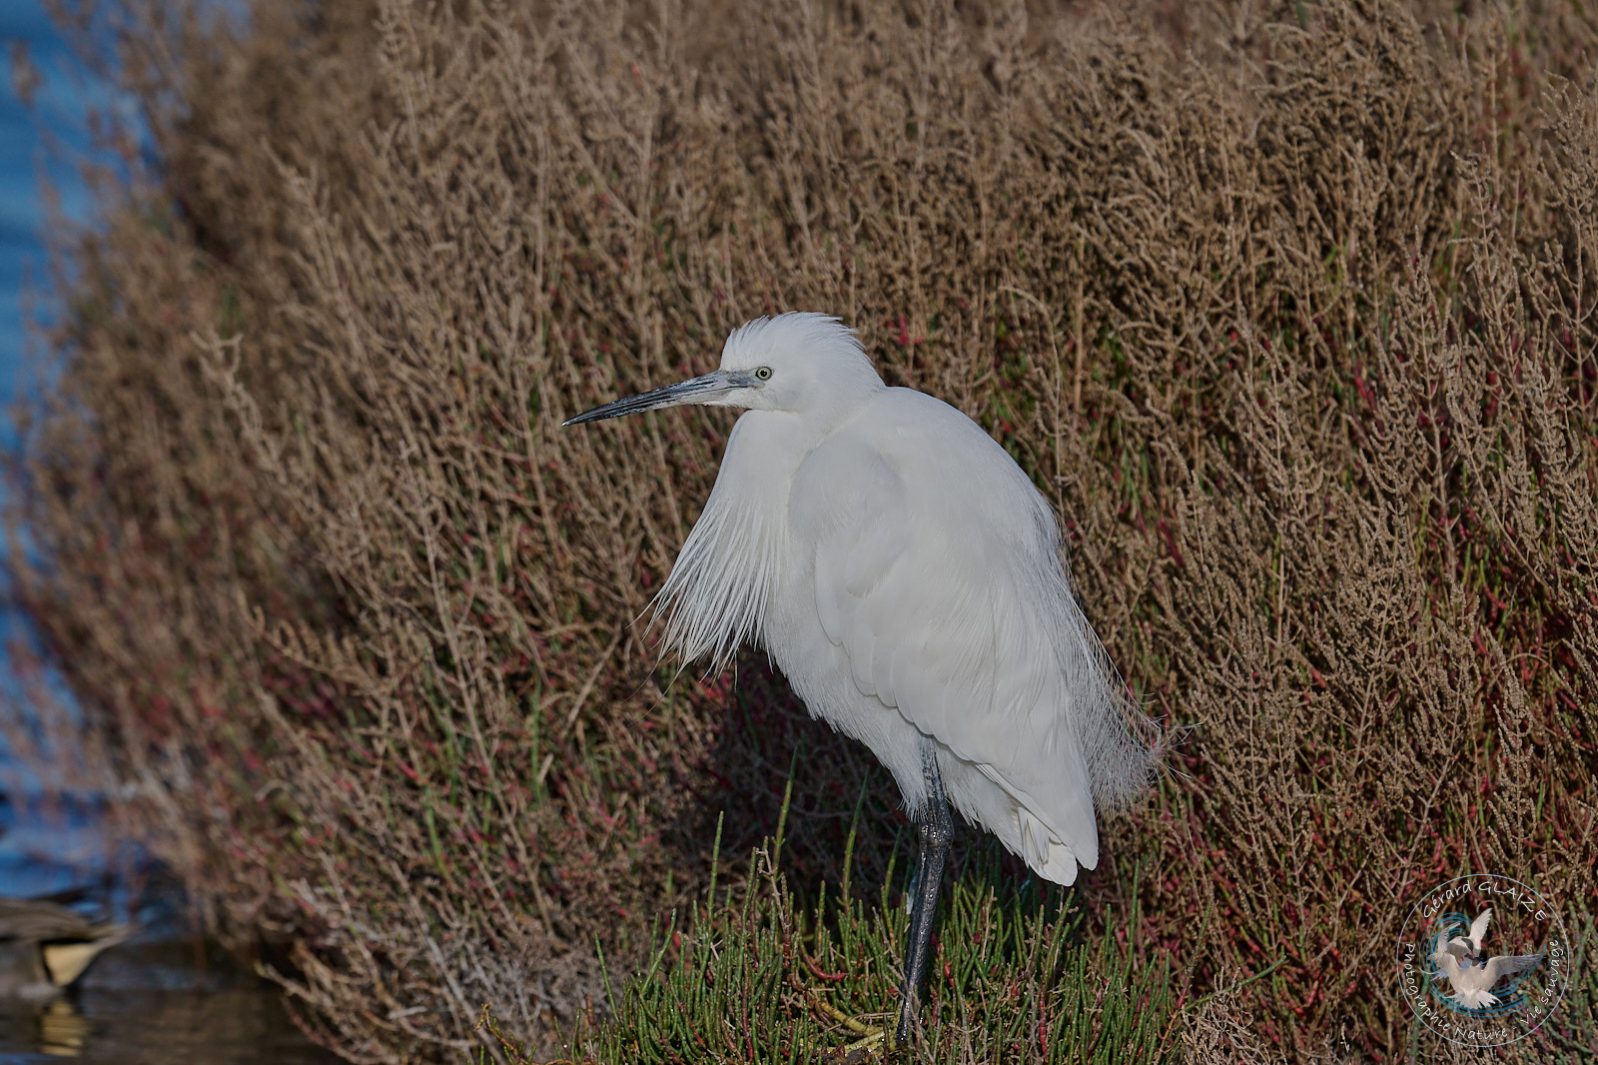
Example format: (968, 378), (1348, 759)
(754, 366), (773, 381)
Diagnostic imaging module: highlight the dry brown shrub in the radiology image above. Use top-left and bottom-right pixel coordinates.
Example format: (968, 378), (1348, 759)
(10, 0), (1598, 1060)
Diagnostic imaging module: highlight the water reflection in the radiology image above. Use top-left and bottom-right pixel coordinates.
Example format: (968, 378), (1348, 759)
(33, 999), (87, 1057)
(0, 998), (88, 1059)
(0, 936), (339, 1064)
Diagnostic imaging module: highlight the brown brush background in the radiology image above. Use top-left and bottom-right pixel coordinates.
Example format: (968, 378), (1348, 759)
(8, 0), (1597, 1060)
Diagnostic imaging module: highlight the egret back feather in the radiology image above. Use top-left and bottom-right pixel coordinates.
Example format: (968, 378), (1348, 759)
(785, 385), (1154, 883)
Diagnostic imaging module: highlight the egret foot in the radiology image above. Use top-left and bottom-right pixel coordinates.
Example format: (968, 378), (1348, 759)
(806, 994), (896, 1058)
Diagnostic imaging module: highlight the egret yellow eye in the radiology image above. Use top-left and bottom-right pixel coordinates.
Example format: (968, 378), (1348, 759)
(754, 366), (773, 381)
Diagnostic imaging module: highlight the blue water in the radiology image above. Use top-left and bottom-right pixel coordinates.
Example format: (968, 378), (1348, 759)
(0, 3), (126, 420)
(0, 8), (334, 1060)
(1, 0), (121, 842)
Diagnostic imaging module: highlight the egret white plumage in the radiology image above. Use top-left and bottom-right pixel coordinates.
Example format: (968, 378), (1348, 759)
(566, 313), (1154, 1042)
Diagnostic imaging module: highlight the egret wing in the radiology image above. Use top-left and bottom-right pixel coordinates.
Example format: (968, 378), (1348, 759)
(793, 430), (1099, 873)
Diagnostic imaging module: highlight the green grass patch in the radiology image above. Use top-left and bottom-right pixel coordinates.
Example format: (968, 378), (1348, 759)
(522, 798), (1177, 1064)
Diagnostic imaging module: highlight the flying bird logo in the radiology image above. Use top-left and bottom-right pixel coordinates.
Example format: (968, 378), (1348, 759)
(1428, 907), (1545, 1010)
(1397, 874), (1570, 1048)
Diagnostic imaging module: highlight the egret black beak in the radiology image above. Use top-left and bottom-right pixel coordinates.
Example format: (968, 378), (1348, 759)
(563, 370), (749, 426)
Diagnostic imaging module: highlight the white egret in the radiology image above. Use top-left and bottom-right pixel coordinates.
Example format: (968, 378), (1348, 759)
(566, 313), (1154, 1042)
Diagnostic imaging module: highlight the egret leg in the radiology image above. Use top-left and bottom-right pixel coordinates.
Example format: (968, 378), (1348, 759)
(896, 740), (951, 1045)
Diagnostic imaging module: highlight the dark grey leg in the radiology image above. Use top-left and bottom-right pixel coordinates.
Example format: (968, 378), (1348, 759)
(896, 739), (952, 1045)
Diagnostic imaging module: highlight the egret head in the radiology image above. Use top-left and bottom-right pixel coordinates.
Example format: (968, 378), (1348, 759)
(564, 313), (884, 427)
